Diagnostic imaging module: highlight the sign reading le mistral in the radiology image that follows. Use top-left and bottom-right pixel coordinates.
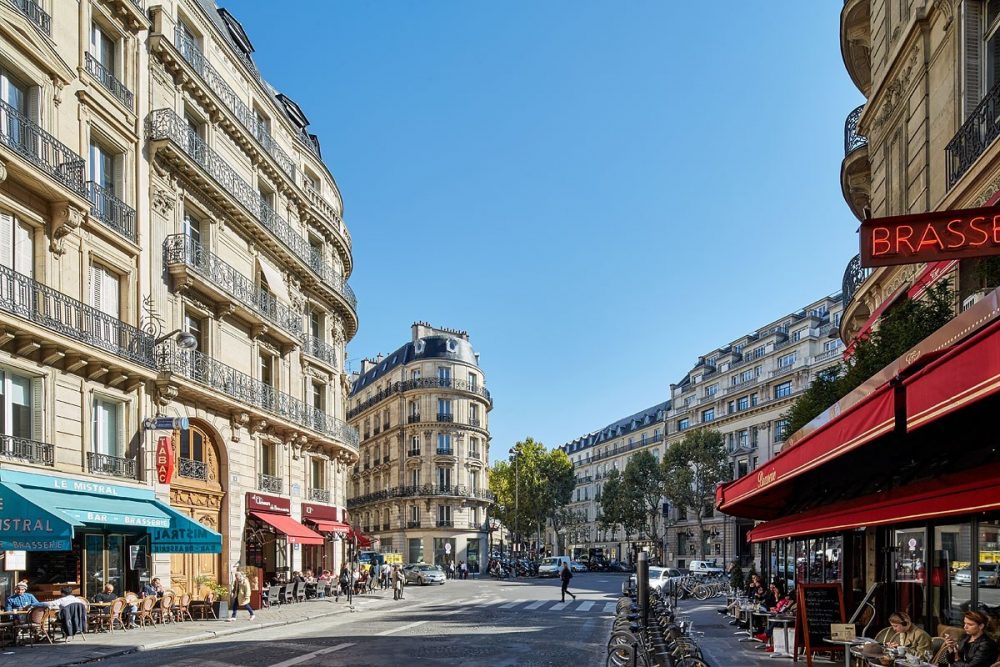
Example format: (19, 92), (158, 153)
(860, 204), (1000, 268)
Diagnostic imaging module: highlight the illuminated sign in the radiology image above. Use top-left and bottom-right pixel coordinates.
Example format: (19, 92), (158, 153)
(861, 205), (1000, 267)
(756, 469), (777, 489)
(155, 436), (174, 485)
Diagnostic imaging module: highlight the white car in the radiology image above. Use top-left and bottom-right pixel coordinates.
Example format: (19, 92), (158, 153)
(629, 566), (684, 591)
(538, 556), (571, 577)
(570, 560), (587, 573)
(688, 560), (724, 575)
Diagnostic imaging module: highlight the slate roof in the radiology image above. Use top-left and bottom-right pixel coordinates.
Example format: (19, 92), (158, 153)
(349, 335), (481, 396)
(560, 401), (670, 454)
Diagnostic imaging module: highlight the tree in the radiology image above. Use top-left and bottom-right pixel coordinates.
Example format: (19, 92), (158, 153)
(598, 468), (624, 544)
(538, 449), (576, 553)
(661, 428), (729, 559)
(553, 507), (588, 556)
(622, 450), (666, 556)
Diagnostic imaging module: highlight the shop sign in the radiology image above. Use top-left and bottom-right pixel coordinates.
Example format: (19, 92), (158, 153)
(861, 205), (1000, 267)
(301, 503), (338, 522)
(4, 550), (26, 570)
(246, 492), (290, 515)
(155, 436), (174, 485)
(59, 509), (170, 528)
(143, 416), (189, 431)
(0, 484), (73, 551)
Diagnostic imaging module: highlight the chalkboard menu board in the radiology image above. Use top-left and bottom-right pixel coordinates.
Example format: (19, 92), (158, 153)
(795, 583), (845, 667)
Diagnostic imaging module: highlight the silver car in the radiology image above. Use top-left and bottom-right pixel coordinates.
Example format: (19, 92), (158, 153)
(404, 564), (446, 585)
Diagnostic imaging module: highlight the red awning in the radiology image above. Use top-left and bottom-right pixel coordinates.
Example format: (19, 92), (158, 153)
(717, 381), (896, 519)
(308, 519), (350, 535)
(748, 461), (1000, 542)
(250, 511), (325, 545)
(348, 529), (372, 548)
(904, 317), (1000, 431)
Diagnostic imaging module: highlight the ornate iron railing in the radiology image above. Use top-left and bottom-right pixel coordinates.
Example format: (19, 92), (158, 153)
(302, 182), (351, 248)
(173, 28), (295, 180)
(147, 109), (356, 310)
(583, 433), (665, 465)
(0, 265), (155, 367)
(407, 414), (420, 423)
(8, 0), (50, 34)
(842, 253), (873, 308)
(300, 334), (337, 367)
(468, 450), (480, 460)
(87, 452), (136, 479)
(84, 53), (134, 109)
(156, 340), (359, 447)
(164, 234), (303, 336)
(407, 520), (421, 528)
(436, 447), (454, 456)
(86, 181), (136, 242)
(946, 80), (1000, 188)
(346, 484), (494, 509)
(468, 417), (481, 427)
(308, 487), (330, 502)
(259, 473), (282, 494)
(436, 520), (454, 528)
(348, 377), (492, 419)
(407, 449), (421, 457)
(436, 413), (453, 423)
(178, 457), (208, 480)
(0, 99), (85, 195)
(0, 435), (53, 466)
(844, 104), (867, 156)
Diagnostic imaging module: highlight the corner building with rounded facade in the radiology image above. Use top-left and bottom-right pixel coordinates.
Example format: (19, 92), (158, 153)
(347, 323), (493, 573)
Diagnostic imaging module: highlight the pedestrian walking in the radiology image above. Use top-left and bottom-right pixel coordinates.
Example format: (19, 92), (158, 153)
(448, 560), (456, 579)
(337, 565), (350, 600)
(461, 560), (468, 580)
(369, 562), (379, 593)
(228, 569), (255, 621)
(392, 565), (405, 600)
(560, 562), (576, 603)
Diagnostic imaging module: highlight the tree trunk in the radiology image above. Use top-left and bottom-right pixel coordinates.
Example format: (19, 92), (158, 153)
(695, 512), (705, 560)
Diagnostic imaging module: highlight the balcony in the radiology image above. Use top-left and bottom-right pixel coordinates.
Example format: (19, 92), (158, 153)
(172, 28), (295, 180)
(259, 473), (282, 494)
(84, 53), (134, 109)
(813, 348), (843, 364)
(947, 79), (1000, 189)
(381, 523), (389, 531)
(178, 457), (207, 480)
(468, 417), (482, 428)
(346, 484), (495, 509)
(87, 452), (136, 479)
(0, 264), (155, 370)
(468, 521), (482, 530)
(0, 99), (85, 197)
(146, 110), (357, 325)
(164, 234), (303, 343)
(155, 340), (359, 449)
(382, 455), (390, 464)
(407, 449), (421, 457)
(407, 414), (421, 424)
(468, 450), (480, 460)
(841, 104), (871, 221)
(302, 182), (351, 249)
(436, 447), (454, 456)
(841, 0), (872, 96)
(436, 413), (454, 423)
(0, 435), (53, 466)
(347, 377), (492, 420)
(86, 181), (136, 243)
(436, 520), (454, 528)
(9, 0), (50, 35)
(301, 334), (337, 368)
(308, 487), (330, 503)
(841, 253), (872, 310)
(407, 520), (421, 529)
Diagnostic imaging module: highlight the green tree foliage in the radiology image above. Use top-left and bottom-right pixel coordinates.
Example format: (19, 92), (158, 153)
(598, 468), (624, 540)
(784, 281), (955, 436)
(661, 428), (730, 559)
(622, 450), (667, 547)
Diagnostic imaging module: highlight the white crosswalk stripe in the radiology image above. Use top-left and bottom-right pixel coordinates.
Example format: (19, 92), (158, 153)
(577, 601), (595, 612)
(603, 602), (617, 613)
(551, 601), (570, 611)
(499, 599), (526, 609)
(524, 600), (547, 610)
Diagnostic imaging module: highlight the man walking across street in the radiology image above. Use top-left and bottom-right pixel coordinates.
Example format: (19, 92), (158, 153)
(560, 562), (576, 603)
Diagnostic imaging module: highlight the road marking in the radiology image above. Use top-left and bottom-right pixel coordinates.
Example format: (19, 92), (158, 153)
(376, 620), (427, 636)
(265, 642), (354, 667)
(475, 597), (502, 606)
(500, 599), (526, 609)
(603, 602), (617, 613)
(577, 601), (595, 612)
(524, 600), (546, 610)
(551, 601), (570, 611)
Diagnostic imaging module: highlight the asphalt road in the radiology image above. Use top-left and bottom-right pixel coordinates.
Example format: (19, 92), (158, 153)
(99, 572), (625, 667)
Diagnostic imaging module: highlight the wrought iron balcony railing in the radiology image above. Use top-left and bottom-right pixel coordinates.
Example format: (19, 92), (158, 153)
(0, 264), (155, 367)
(844, 104), (867, 156)
(308, 487), (330, 503)
(468, 450), (480, 460)
(164, 234), (303, 336)
(87, 452), (136, 479)
(147, 110), (356, 311)
(156, 340), (359, 447)
(302, 182), (351, 247)
(84, 53), (134, 109)
(406, 520), (421, 529)
(301, 334), (337, 367)
(382, 455), (390, 464)
(0, 435), (54, 466)
(407, 449), (421, 457)
(407, 414), (420, 423)
(178, 457), (207, 480)
(841, 253), (872, 308)
(346, 484), (495, 509)
(436, 413), (454, 423)
(468, 417), (481, 427)
(436, 520), (454, 528)
(347, 377), (492, 420)
(586, 433), (665, 464)
(9, 0), (50, 35)
(436, 447), (454, 456)
(0, 99), (85, 195)
(86, 181), (136, 242)
(947, 79), (1000, 188)
(173, 28), (295, 180)
(259, 473), (282, 494)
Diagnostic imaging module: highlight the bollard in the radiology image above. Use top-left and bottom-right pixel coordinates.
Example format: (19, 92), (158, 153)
(637, 551), (649, 629)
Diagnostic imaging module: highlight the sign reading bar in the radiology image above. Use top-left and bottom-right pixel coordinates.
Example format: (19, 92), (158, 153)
(861, 205), (1000, 267)
(155, 436), (174, 485)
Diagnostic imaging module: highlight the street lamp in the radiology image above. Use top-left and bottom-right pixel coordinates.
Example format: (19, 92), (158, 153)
(508, 445), (519, 558)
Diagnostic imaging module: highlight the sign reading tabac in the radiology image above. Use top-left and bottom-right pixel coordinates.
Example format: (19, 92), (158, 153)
(155, 436), (174, 485)
(861, 205), (1000, 267)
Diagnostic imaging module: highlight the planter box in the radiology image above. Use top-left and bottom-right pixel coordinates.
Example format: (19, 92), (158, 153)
(212, 600), (229, 618)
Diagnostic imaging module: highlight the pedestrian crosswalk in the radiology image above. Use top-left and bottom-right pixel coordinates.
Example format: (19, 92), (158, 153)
(426, 597), (618, 614)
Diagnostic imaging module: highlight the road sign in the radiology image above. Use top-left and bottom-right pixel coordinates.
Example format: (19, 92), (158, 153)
(143, 417), (189, 431)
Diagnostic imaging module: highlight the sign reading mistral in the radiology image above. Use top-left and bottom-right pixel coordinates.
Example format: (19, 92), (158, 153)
(860, 204), (1000, 267)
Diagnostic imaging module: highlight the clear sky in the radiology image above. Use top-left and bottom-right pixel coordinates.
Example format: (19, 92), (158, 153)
(231, 1), (864, 465)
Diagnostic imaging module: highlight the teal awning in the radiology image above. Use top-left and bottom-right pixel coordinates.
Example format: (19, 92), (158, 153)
(0, 470), (221, 554)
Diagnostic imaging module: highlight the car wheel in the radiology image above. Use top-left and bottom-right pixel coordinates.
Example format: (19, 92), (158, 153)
(419, 577), (425, 586)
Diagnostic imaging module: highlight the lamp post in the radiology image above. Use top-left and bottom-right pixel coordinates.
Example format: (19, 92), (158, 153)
(508, 445), (519, 559)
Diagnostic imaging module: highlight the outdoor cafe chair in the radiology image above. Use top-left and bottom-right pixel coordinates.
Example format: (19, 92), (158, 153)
(136, 596), (157, 628)
(16, 607), (54, 645)
(98, 598), (127, 634)
(293, 582), (305, 603)
(190, 591), (217, 620)
(174, 593), (195, 623)
(267, 586), (281, 608)
(282, 584), (293, 605)
(152, 593), (174, 624)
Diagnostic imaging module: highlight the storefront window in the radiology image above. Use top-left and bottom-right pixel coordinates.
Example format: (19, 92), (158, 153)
(891, 527), (927, 629)
(934, 523), (972, 627)
(433, 538), (455, 567)
(408, 538), (423, 565)
(795, 539), (809, 584)
(824, 535), (842, 583)
(976, 520), (1000, 611)
(467, 538), (480, 573)
(85, 535), (104, 596)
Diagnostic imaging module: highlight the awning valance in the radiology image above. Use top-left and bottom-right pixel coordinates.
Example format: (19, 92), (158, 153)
(347, 528), (372, 548)
(250, 511), (324, 545)
(306, 519), (350, 535)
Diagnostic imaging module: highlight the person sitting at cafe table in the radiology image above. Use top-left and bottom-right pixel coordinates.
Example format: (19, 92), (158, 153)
(4, 582), (40, 611)
(937, 610), (998, 667)
(754, 582), (793, 645)
(140, 578), (164, 598)
(874, 611), (931, 656)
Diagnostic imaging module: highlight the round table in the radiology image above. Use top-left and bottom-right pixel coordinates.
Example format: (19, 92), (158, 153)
(767, 614), (795, 659)
(824, 637), (865, 667)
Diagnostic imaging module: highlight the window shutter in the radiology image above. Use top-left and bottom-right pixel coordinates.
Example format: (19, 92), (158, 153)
(90, 264), (101, 311)
(30, 376), (43, 441)
(26, 86), (39, 124)
(115, 401), (125, 458)
(0, 212), (12, 269)
(13, 219), (32, 277)
(112, 153), (124, 199)
(103, 267), (120, 318)
(964, 0), (984, 119)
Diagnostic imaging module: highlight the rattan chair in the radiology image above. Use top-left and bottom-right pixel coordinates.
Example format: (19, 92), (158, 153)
(152, 593), (174, 624)
(190, 591), (217, 620)
(16, 607), (54, 645)
(173, 593), (195, 623)
(136, 596), (157, 628)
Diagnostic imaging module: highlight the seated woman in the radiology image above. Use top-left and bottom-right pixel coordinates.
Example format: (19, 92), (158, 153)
(875, 612), (932, 656)
(937, 610), (998, 667)
(755, 582), (792, 645)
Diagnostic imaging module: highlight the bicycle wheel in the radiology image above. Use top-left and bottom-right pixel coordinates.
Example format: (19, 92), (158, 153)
(606, 643), (650, 667)
(693, 585), (710, 600)
(674, 657), (712, 667)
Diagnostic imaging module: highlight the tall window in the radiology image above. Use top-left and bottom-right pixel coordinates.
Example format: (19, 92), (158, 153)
(437, 366), (451, 383)
(310, 381), (324, 412)
(438, 505), (452, 523)
(184, 313), (205, 352)
(409, 468), (419, 487)
(777, 353), (795, 368)
(468, 372), (478, 391)
(0, 370), (37, 440)
(90, 263), (120, 318)
(410, 368), (421, 381)
(774, 381), (792, 399)
(437, 432), (452, 453)
(0, 66), (33, 150)
(183, 211), (202, 244)
(92, 397), (123, 456)
(437, 398), (452, 418)
(469, 403), (479, 424)
(701, 408), (714, 423)
(737, 396), (749, 411)
(677, 418), (689, 431)
(259, 353), (274, 387)
(311, 457), (324, 489)
(436, 466), (451, 489)
(409, 434), (420, 454)
(309, 310), (321, 339)
(0, 213), (33, 277)
(89, 141), (121, 196)
(260, 441), (275, 476)
(179, 426), (204, 462)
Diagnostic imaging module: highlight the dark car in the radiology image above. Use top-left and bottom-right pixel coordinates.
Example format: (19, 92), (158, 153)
(606, 560), (633, 572)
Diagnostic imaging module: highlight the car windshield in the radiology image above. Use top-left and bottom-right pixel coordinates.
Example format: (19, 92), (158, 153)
(648, 567), (665, 576)
(541, 558), (560, 566)
(981, 564), (999, 572)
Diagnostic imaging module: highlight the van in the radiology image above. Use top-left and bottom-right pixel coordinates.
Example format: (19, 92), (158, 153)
(688, 560), (724, 575)
(538, 555), (571, 577)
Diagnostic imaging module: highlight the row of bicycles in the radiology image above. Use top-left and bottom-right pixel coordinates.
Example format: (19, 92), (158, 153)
(676, 575), (730, 601)
(607, 578), (715, 667)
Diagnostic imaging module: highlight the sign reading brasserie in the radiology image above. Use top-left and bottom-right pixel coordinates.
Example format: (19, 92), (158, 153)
(861, 204), (1000, 267)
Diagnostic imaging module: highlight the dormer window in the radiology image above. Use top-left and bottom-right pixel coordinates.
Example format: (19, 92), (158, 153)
(217, 8), (255, 57)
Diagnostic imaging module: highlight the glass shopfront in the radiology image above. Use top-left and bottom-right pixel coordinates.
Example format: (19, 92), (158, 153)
(433, 537), (455, 567)
(466, 538), (480, 573)
(408, 538), (423, 565)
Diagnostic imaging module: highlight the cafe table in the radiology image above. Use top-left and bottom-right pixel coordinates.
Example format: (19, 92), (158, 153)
(767, 614), (795, 659)
(824, 637), (867, 667)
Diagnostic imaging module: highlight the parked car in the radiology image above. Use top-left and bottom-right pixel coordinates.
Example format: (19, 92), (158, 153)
(955, 563), (1000, 587)
(688, 560), (724, 575)
(606, 560), (633, 572)
(403, 564), (446, 585)
(570, 560), (587, 573)
(538, 556), (571, 577)
(629, 566), (684, 592)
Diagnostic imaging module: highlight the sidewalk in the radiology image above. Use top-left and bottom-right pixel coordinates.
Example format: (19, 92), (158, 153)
(1, 589), (394, 667)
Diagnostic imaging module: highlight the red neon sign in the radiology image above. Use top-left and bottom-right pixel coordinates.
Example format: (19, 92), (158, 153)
(155, 435), (174, 485)
(860, 205), (1000, 267)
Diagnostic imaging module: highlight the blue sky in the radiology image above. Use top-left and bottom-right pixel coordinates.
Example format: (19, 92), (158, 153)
(232, 1), (863, 464)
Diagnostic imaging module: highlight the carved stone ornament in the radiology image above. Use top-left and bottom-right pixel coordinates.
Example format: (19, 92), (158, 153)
(152, 188), (177, 216)
(871, 46), (920, 132)
(155, 382), (180, 407)
(250, 418), (269, 434)
(230, 412), (250, 443)
(49, 202), (85, 255)
(0, 159), (7, 183)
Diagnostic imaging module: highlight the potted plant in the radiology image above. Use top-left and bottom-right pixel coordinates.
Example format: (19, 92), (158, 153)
(194, 576), (230, 618)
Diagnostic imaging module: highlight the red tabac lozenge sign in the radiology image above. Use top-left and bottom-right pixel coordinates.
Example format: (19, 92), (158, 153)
(860, 205), (1000, 267)
(156, 435), (174, 484)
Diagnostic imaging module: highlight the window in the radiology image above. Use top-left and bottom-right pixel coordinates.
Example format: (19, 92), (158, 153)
(774, 419), (790, 442)
(774, 382), (792, 399)
(438, 505), (452, 523)
(409, 468), (419, 487)
(92, 396), (124, 456)
(437, 366), (451, 383)
(261, 441), (276, 476)
(410, 369), (421, 381)
(470, 470), (479, 491)
(308, 310), (321, 339)
(824, 339), (842, 352)
(791, 329), (803, 341)
(986, 1), (1000, 102)
(436, 467), (452, 489)
(0, 370), (39, 441)
(311, 457), (324, 489)
(748, 346), (765, 360)
(468, 372), (478, 391)
(701, 408), (714, 423)
(309, 381), (324, 412)
(737, 396), (749, 411)
(705, 384), (718, 397)
(0, 212), (33, 277)
(738, 430), (749, 449)
(469, 403), (479, 424)
(677, 418), (689, 431)
(89, 140), (123, 199)
(259, 353), (274, 388)
(179, 426), (204, 462)
(437, 432), (452, 453)
(777, 353), (795, 368)
(182, 210), (202, 245)
(737, 459), (749, 478)
(90, 263), (120, 318)
(750, 393), (758, 407)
